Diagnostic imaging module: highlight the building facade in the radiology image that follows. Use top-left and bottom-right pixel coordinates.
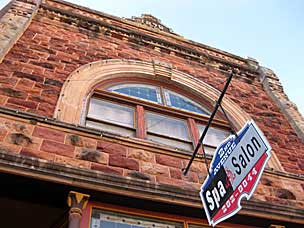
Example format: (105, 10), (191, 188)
(0, 0), (303, 227)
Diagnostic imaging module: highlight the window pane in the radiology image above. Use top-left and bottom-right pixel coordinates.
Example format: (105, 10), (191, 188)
(86, 120), (135, 137)
(108, 84), (162, 104)
(101, 221), (116, 228)
(164, 89), (208, 115)
(204, 145), (218, 155)
(91, 209), (182, 228)
(147, 134), (193, 151)
(146, 112), (189, 141)
(87, 98), (134, 128)
(198, 125), (230, 148)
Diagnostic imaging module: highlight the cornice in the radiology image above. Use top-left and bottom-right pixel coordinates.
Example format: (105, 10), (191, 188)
(48, 0), (248, 63)
(0, 0), (13, 19)
(39, 1), (259, 81)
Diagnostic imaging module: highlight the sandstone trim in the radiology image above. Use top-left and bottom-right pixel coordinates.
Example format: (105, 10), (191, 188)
(0, 0), (41, 63)
(258, 66), (304, 142)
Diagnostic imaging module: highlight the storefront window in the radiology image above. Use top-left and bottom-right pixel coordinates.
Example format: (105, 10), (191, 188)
(91, 209), (182, 228)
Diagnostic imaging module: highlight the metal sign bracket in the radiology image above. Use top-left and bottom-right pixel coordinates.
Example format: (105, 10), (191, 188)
(182, 73), (234, 176)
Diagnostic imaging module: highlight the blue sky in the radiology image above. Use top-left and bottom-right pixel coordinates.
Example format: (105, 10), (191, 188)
(1, 0), (303, 115)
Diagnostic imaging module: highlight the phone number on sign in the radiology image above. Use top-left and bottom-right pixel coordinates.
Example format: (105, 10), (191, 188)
(221, 167), (258, 213)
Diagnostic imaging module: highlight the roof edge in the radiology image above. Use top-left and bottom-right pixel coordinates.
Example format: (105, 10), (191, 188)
(47, 0), (250, 66)
(41, 1), (259, 81)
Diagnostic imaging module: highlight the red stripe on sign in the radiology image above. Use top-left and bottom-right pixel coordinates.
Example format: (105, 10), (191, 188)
(212, 153), (268, 223)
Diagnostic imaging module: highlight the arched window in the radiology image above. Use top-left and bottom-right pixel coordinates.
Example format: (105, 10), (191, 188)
(85, 81), (230, 153)
(55, 59), (283, 169)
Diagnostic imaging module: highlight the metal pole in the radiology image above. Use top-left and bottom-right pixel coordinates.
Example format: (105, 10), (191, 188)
(182, 72), (234, 175)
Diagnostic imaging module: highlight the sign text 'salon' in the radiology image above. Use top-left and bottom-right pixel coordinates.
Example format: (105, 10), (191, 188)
(200, 120), (272, 226)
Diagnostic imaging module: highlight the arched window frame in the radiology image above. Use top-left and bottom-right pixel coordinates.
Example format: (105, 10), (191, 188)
(54, 59), (283, 170)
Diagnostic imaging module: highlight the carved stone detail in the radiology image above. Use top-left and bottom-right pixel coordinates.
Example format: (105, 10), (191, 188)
(128, 14), (174, 33)
(40, 5), (257, 78)
(152, 60), (172, 79)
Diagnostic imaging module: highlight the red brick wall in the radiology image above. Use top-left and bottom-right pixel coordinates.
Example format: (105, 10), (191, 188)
(0, 3), (303, 178)
(0, 115), (303, 208)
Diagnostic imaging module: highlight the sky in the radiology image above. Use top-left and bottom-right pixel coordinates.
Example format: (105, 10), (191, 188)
(0, 0), (303, 115)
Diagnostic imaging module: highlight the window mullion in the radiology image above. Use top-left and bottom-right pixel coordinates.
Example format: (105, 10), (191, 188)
(159, 86), (167, 106)
(136, 105), (146, 139)
(187, 118), (203, 155)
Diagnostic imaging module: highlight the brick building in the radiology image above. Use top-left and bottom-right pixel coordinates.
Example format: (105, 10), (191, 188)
(0, 0), (303, 227)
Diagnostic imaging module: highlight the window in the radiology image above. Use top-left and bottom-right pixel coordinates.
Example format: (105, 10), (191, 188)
(85, 82), (230, 152)
(86, 98), (136, 136)
(146, 112), (192, 151)
(108, 84), (162, 104)
(163, 89), (207, 115)
(91, 209), (183, 228)
(198, 125), (230, 155)
(89, 206), (252, 228)
(107, 84), (208, 114)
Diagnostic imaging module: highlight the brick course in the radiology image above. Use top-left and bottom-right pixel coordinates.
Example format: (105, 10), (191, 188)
(156, 154), (183, 169)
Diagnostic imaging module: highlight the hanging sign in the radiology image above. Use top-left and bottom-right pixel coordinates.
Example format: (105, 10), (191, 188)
(200, 120), (272, 226)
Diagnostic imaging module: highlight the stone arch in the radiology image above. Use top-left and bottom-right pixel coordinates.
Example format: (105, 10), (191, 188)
(54, 59), (250, 128)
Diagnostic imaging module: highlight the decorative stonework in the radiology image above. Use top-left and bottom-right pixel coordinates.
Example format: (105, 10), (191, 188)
(258, 66), (304, 142)
(127, 14), (174, 34)
(39, 3), (259, 79)
(0, 0), (41, 63)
